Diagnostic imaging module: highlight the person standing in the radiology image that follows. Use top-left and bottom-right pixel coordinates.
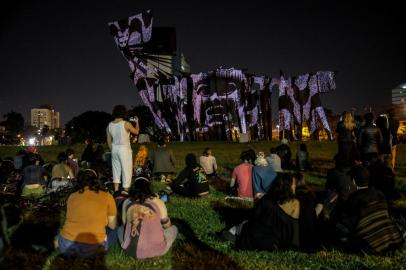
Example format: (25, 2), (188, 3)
(357, 113), (383, 167)
(107, 105), (139, 193)
(336, 111), (360, 165)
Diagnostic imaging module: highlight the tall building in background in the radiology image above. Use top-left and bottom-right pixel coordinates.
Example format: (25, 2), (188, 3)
(31, 105), (60, 129)
(392, 83), (406, 106)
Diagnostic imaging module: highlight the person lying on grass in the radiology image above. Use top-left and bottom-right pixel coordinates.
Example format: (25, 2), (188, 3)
(118, 176), (178, 259)
(57, 169), (117, 258)
(170, 153), (209, 197)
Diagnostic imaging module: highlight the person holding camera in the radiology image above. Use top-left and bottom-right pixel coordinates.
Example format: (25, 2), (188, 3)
(107, 105), (139, 194)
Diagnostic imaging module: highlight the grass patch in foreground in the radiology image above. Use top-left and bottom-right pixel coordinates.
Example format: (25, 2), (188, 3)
(38, 186), (406, 270)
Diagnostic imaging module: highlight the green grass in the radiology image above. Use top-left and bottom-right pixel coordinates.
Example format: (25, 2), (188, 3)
(1, 142), (406, 270)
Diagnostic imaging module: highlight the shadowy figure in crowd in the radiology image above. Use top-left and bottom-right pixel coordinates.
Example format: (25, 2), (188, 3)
(368, 159), (400, 201)
(330, 165), (403, 253)
(375, 114), (392, 169)
(325, 154), (356, 203)
(336, 112), (360, 166)
(276, 138), (293, 170)
(357, 112), (383, 167)
(20, 153), (48, 198)
(388, 109), (400, 170)
(149, 139), (176, 182)
(171, 153), (209, 197)
(220, 173), (306, 251)
(296, 143), (311, 171)
(81, 138), (94, 167)
(66, 148), (79, 177)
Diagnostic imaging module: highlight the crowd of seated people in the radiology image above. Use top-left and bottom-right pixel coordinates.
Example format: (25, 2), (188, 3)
(1, 110), (404, 261)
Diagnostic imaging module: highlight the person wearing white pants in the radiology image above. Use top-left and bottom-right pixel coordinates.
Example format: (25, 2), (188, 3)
(107, 105), (139, 193)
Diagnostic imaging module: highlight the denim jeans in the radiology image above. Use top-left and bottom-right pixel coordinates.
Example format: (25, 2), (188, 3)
(58, 228), (118, 258)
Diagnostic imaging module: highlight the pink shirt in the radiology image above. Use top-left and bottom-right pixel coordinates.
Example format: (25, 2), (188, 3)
(232, 163), (253, 198)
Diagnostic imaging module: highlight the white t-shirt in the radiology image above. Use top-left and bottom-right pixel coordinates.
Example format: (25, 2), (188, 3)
(199, 155), (217, 175)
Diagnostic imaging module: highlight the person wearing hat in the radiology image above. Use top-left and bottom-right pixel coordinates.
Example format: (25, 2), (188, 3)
(252, 152), (278, 199)
(331, 165), (402, 253)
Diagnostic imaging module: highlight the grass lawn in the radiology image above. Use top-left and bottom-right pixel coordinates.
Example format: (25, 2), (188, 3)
(1, 141), (406, 270)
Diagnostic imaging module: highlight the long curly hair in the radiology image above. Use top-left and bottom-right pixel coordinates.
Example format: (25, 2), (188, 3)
(343, 111), (355, 130)
(134, 145), (149, 167)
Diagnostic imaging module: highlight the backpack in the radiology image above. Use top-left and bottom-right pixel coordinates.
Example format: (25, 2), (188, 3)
(121, 200), (163, 258)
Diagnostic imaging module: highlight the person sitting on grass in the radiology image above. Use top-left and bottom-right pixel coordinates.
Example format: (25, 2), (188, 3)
(21, 153), (48, 198)
(296, 143), (311, 171)
(229, 151), (254, 199)
(325, 154), (356, 203)
(118, 177), (178, 259)
(52, 152), (75, 180)
(331, 165), (403, 253)
(252, 152), (277, 200)
(276, 138), (293, 170)
(65, 148), (79, 177)
(266, 147), (283, 173)
(199, 147), (218, 178)
(57, 169), (117, 258)
(171, 153), (209, 197)
(219, 173), (302, 250)
(149, 139), (176, 182)
(133, 145), (151, 177)
(81, 138), (94, 167)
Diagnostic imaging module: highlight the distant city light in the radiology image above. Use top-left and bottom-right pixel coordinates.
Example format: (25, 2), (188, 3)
(28, 138), (36, 145)
(402, 84), (406, 89)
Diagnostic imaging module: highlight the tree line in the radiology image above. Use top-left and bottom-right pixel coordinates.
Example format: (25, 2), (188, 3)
(0, 106), (154, 145)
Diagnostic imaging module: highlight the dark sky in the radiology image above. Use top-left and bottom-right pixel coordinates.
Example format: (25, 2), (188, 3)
(1, 0), (405, 126)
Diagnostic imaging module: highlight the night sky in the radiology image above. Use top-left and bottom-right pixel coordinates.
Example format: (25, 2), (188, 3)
(1, 0), (405, 126)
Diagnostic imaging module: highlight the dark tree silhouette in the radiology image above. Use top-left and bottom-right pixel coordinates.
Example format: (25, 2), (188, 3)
(0, 111), (25, 144)
(65, 111), (112, 144)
